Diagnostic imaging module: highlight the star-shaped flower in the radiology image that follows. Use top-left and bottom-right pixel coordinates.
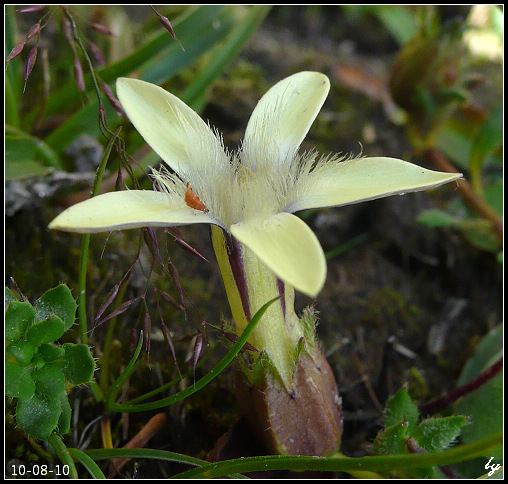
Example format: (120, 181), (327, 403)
(49, 71), (461, 298)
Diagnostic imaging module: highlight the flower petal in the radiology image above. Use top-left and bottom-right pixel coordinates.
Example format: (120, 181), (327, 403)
(49, 191), (216, 233)
(285, 157), (463, 213)
(230, 212), (326, 298)
(116, 78), (227, 176)
(243, 71), (330, 169)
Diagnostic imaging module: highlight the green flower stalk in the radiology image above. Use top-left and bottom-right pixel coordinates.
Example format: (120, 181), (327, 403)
(49, 72), (461, 455)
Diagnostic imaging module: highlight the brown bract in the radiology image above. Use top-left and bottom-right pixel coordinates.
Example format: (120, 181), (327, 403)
(235, 346), (343, 456)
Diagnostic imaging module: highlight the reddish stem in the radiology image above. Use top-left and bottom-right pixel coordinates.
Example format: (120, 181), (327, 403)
(419, 357), (503, 415)
(424, 149), (503, 241)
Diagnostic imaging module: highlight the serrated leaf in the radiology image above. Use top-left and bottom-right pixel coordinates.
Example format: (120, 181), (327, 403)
(62, 343), (95, 385)
(373, 421), (410, 455)
(16, 393), (62, 441)
(5, 301), (35, 342)
(412, 415), (468, 452)
(38, 343), (65, 362)
(26, 315), (66, 346)
(5, 361), (36, 400)
(5, 286), (18, 308)
(6, 340), (35, 366)
(57, 392), (72, 435)
(34, 284), (77, 331)
(31, 363), (66, 401)
(383, 387), (420, 429)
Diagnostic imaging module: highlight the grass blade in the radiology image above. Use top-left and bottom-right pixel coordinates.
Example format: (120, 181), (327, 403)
(107, 296), (280, 412)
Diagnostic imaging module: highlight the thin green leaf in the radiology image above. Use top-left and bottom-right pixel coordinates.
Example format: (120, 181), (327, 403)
(106, 331), (144, 408)
(456, 326), (503, 461)
(469, 103), (503, 193)
(84, 448), (245, 479)
(107, 296), (280, 412)
(6, 125), (62, 174)
(48, 434), (79, 479)
(371, 6), (419, 44)
(28, 6), (228, 122)
(181, 5), (271, 107)
(44, 6), (253, 153)
(5, 76), (20, 128)
(170, 432), (502, 479)
(77, 127), (122, 343)
(68, 448), (106, 479)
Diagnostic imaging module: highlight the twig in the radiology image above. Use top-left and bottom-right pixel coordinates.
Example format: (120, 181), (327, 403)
(419, 357), (502, 416)
(108, 413), (167, 477)
(424, 149), (503, 241)
(350, 348), (384, 414)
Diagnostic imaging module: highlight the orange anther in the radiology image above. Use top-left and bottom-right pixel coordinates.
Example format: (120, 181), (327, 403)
(184, 183), (207, 212)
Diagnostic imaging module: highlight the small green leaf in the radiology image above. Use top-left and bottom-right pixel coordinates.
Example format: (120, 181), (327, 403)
(5, 361), (36, 400)
(32, 363), (66, 401)
(26, 315), (66, 346)
(458, 326), (503, 385)
(16, 393), (62, 441)
(6, 340), (35, 366)
(373, 421), (410, 455)
(57, 392), (72, 435)
(383, 387), (420, 429)
(5, 286), (18, 308)
(483, 179), (503, 217)
(5, 301), (35, 342)
(38, 343), (65, 362)
(34, 284), (77, 331)
(412, 415), (468, 452)
(456, 326), (503, 461)
(417, 209), (456, 228)
(62, 343), (96, 385)
(469, 103), (503, 183)
(458, 219), (501, 252)
(372, 5), (419, 45)
(5, 124), (62, 177)
(5, 159), (55, 180)
(31, 353), (48, 369)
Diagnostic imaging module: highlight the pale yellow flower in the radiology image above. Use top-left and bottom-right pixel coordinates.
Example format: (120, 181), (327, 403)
(50, 72), (461, 298)
(50, 72), (462, 386)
